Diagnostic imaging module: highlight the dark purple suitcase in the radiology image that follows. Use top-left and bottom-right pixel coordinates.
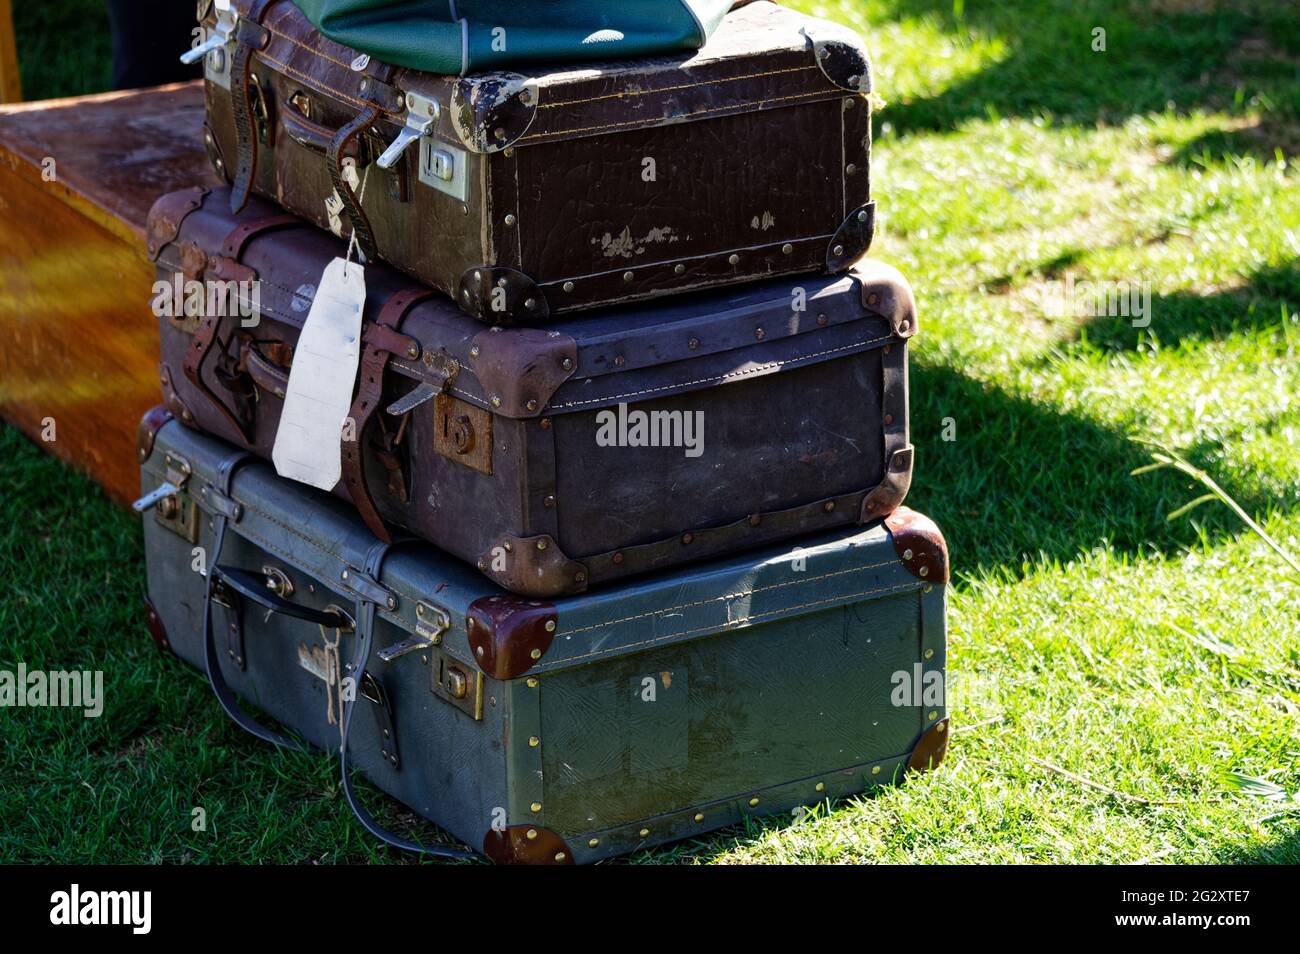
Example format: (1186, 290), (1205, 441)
(148, 186), (916, 597)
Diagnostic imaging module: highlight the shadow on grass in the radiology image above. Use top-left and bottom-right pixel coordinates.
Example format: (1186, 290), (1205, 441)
(874, 0), (1300, 162)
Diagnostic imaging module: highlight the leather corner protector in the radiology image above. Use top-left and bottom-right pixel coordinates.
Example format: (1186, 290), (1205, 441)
(906, 719), (950, 774)
(144, 597), (174, 655)
(468, 326), (577, 418)
(855, 257), (917, 338)
(827, 202), (875, 272)
(885, 506), (949, 584)
(137, 405), (174, 464)
(860, 445), (914, 523)
(482, 825), (574, 865)
(807, 29), (872, 94)
(466, 593), (560, 679)
(458, 265), (550, 325)
(450, 75), (539, 153)
(146, 186), (209, 262)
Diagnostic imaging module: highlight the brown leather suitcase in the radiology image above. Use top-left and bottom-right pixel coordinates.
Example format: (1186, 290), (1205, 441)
(193, 0), (875, 324)
(148, 186), (915, 598)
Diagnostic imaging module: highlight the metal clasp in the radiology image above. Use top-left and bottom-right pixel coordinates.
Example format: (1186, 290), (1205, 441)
(376, 601), (450, 662)
(375, 92), (440, 170)
(181, 0), (237, 67)
(132, 452), (193, 513)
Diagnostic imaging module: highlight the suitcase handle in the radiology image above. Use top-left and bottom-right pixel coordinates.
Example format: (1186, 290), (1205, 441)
(282, 96), (347, 156)
(212, 564), (353, 630)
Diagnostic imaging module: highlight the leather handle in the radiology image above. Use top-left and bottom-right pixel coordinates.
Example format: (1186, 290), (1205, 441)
(212, 565), (355, 630)
(244, 345), (290, 400)
(281, 96), (362, 155)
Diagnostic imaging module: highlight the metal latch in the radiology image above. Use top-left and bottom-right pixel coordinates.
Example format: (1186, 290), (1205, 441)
(133, 451), (192, 513)
(377, 600), (450, 662)
(376, 92), (441, 170)
(181, 0), (237, 68)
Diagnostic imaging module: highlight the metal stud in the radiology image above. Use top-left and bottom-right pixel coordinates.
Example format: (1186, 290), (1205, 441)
(823, 501), (835, 513)
(871, 765), (881, 776)
(526, 399), (538, 412)
(937, 721), (947, 733)
(554, 852), (567, 862)
(490, 396), (502, 408)
(545, 620), (556, 633)
(673, 264), (685, 275)
(526, 677), (539, 688)
(530, 802), (542, 813)
(536, 539), (548, 551)
(561, 357), (573, 371)
(923, 648), (934, 660)
(754, 328), (765, 341)
(928, 710), (938, 721)
(782, 243), (793, 255)
(748, 797), (760, 807)
(903, 549), (914, 561)
(526, 828), (538, 840)
(919, 566), (930, 577)
(728, 253), (740, 266)
(832, 244), (844, 257)
(815, 782), (825, 792)
(530, 648), (542, 660)
(623, 270), (634, 282)
(524, 298), (536, 310)
(693, 813), (704, 823)
(504, 213), (516, 226)
(846, 162), (857, 174)
(638, 828), (650, 838)
(529, 736), (540, 747)
(857, 210), (868, 223)
(563, 281), (575, 293)
(588, 838), (600, 848)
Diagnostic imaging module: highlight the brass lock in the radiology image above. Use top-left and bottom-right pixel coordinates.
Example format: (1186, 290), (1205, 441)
(445, 666), (469, 700)
(451, 415), (475, 454)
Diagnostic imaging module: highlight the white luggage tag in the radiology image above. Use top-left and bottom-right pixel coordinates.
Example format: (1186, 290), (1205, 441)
(271, 258), (367, 490)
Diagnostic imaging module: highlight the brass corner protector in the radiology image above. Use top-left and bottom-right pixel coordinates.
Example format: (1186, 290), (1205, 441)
(466, 593), (560, 679)
(482, 825), (574, 865)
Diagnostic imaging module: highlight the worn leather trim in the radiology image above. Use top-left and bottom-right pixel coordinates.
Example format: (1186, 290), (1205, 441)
(450, 75), (539, 153)
(327, 104), (382, 261)
(855, 257), (917, 338)
(885, 507), (949, 584)
(468, 326), (576, 418)
(827, 201), (876, 272)
(465, 596), (559, 680)
(482, 825), (574, 865)
(457, 265), (550, 324)
(146, 187), (210, 262)
(476, 534), (587, 597)
(906, 719), (950, 773)
(143, 597), (173, 656)
(137, 406), (174, 464)
(229, 0), (278, 213)
(860, 446), (914, 523)
(806, 28), (872, 93)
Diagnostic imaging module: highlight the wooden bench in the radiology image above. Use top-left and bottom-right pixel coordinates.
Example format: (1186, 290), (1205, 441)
(0, 81), (215, 504)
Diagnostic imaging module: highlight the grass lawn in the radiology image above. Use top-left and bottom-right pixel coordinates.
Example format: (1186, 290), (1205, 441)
(2, 0), (1298, 863)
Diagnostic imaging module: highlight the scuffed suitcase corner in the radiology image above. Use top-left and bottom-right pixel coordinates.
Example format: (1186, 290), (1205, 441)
(449, 74), (540, 154)
(457, 265), (551, 325)
(465, 595), (559, 679)
(143, 597), (175, 656)
(145, 185), (209, 261)
(482, 825), (575, 865)
(885, 507), (950, 585)
(137, 405), (174, 464)
(476, 533), (589, 599)
(855, 259), (918, 339)
(803, 19), (873, 94)
(906, 718), (951, 775)
(826, 202), (876, 272)
(860, 445), (914, 523)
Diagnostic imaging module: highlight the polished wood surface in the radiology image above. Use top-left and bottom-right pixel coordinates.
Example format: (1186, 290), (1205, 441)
(0, 0), (19, 104)
(0, 82), (215, 504)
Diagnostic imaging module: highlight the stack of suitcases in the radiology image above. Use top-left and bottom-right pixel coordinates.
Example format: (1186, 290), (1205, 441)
(134, 0), (950, 863)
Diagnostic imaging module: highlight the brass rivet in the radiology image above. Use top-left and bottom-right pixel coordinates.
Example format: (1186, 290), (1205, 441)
(823, 501), (835, 513)
(728, 253), (740, 266)
(526, 829), (538, 840)
(504, 213), (516, 226)
(526, 677), (539, 688)
(919, 566), (930, 577)
(937, 721), (947, 732)
(871, 765), (881, 776)
(526, 399), (539, 412)
(588, 838), (599, 848)
(638, 828), (650, 838)
(406, 344), (419, 358)
(903, 549), (914, 561)
(693, 813), (704, 823)
(623, 270), (634, 282)
(491, 395), (502, 408)
(681, 532), (693, 545)
(815, 782), (825, 792)
(748, 797), (759, 807)
(923, 648), (934, 660)
(561, 358), (573, 370)
(563, 281), (575, 293)
(529, 736), (540, 747)
(530, 802), (542, 813)
(554, 852), (566, 862)
(755, 328), (765, 341)
(928, 710), (938, 721)
(470, 345), (480, 358)
(540, 417), (552, 429)
(536, 539), (548, 551)
(612, 552), (624, 564)
(530, 648), (542, 660)
(832, 244), (845, 257)
(782, 243), (793, 255)
(545, 620), (556, 633)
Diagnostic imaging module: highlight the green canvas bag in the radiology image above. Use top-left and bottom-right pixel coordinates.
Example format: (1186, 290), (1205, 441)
(291, 0), (737, 74)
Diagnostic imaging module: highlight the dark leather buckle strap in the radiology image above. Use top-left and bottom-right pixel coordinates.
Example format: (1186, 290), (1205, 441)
(341, 289), (434, 542)
(327, 105), (382, 261)
(229, 0), (281, 213)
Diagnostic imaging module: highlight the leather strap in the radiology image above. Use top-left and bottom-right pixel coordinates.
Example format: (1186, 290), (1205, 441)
(200, 451), (304, 750)
(327, 105), (381, 261)
(340, 288), (432, 542)
(181, 214), (301, 443)
(229, 0), (280, 214)
(339, 542), (474, 858)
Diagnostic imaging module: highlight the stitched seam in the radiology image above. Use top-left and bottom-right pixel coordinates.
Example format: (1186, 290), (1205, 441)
(553, 334), (890, 408)
(554, 580), (918, 664)
(258, 53), (368, 109)
(263, 18), (360, 73)
(538, 64), (818, 109)
(561, 559), (898, 637)
(521, 89), (833, 141)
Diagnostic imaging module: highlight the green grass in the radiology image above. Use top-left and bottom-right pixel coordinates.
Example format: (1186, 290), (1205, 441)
(3, 0), (1299, 863)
